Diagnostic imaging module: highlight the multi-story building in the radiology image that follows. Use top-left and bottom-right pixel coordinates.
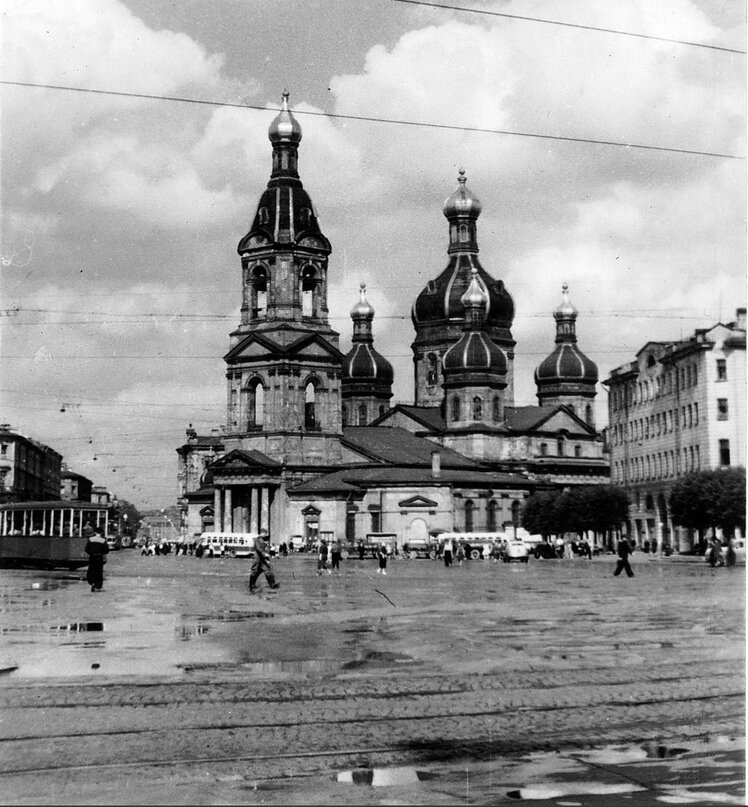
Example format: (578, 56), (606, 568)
(0, 424), (63, 502)
(60, 465), (94, 502)
(604, 309), (746, 551)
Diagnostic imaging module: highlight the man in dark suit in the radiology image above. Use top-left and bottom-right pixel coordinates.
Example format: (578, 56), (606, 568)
(249, 531), (279, 593)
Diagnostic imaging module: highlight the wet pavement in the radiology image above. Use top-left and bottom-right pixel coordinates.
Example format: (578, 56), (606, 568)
(0, 550), (744, 804)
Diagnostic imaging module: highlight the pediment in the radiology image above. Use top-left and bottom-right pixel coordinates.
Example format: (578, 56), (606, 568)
(398, 495), (438, 508)
(225, 329), (343, 363)
(534, 408), (595, 435)
(209, 448), (281, 473)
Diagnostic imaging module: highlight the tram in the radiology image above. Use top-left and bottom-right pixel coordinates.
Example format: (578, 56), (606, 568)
(0, 500), (111, 570)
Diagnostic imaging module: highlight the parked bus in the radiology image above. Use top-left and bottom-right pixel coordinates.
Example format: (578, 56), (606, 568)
(198, 532), (259, 558)
(0, 500), (111, 570)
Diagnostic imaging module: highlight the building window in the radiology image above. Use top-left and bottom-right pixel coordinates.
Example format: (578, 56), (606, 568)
(585, 404), (593, 425)
(557, 437), (564, 456)
(716, 359), (727, 381)
(342, 405), (348, 427)
(358, 404), (367, 425)
(492, 396), (501, 422)
(300, 266), (317, 317)
(1, 443), (7, 456)
(472, 396), (483, 421)
(304, 381), (317, 429)
(717, 399), (728, 420)
(719, 439), (731, 466)
(451, 396), (461, 422)
(427, 353), (438, 386)
(487, 500), (499, 531)
(252, 266), (268, 317)
(695, 445), (700, 468)
(245, 381), (264, 428)
(464, 499), (475, 532)
(540, 442), (548, 456)
(370, 507), (382, 533)
(574, 444), (582, 458)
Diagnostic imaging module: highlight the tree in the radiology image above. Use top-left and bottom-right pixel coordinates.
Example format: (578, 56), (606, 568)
(670, 468), (746, 538)
(112, 498), (142, 539)
(521, 491), (559, 539)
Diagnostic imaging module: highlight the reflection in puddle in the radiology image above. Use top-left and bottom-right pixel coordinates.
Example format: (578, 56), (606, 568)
(242, 659), (341, 676)
(337, 767), (437, 786)
(342, 650), (415, 669)
(176, 625), (210, 641)
(573, 743), (690, 765)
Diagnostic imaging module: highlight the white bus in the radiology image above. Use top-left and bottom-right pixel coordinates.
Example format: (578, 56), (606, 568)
(198, 532), (258, 558)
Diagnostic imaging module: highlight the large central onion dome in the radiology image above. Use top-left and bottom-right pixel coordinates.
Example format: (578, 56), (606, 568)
(535, 283), (598, 388)
(412, 170), (514, 331)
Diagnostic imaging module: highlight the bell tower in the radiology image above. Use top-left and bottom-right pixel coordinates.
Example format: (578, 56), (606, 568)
(223, 92), (343, 464)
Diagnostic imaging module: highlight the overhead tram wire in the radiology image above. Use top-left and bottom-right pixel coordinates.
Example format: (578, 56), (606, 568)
(392, 0), (747, 55)
(1, 81), (744, 161)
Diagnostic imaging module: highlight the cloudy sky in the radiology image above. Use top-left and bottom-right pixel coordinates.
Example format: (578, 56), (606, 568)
(1, 0), (745, 510)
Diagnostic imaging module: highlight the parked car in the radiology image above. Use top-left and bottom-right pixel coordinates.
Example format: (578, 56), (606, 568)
(533, 541), (558, 559)
(503, 539), (530, 563)
(722, 538), (746, 565)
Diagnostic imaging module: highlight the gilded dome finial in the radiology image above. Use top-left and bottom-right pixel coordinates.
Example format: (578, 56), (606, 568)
(269, 90), (302, 143)
(351, 281), (374, 319)
(458, 168), (467, 184)
(554, 281), (578, 320)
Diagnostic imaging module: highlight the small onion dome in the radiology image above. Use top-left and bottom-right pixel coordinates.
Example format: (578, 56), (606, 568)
(268, 91), (302, 143)
(443, 169), (482, 219)
(350, 282), (375, 320)
(534, 344), (598, 385)
(443, 331), (507, 374)
(554, 282), (578, 320)
(461, 266), (488, 310)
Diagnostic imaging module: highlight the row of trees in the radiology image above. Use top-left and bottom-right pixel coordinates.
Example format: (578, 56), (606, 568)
(521, 468), (745, 546)
(669, 468), (745, 539)
(521, 485), (630, 542)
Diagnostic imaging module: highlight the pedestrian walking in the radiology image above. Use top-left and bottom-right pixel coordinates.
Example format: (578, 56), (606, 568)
(443, 537), (453, 567)
(317, 539), (330, 575)
(707, 537), (725, 568)
(249, 530), (279, 592)
(330, 539), (342, 572)
(456, 543), (465, 566)
(376, 543), (388, 575)
(725, 536), (737, 567)
(613, 537), (635, 578)
(85, 525), (109, 592)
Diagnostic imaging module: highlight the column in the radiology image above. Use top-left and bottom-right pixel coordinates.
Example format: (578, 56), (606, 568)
(213, 487), (221, 533)
(224, 487), (232, 532)
(261, 486), (270, 533)
(250, 487), (260, 533)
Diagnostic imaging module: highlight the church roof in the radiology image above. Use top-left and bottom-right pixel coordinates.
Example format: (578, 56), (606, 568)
(341, 426), (476, 467)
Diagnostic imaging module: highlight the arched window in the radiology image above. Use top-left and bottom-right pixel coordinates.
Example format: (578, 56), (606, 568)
(585, 404), (593, 425)
(464, 499), (475, 532)
(472, 396), (483, 420)
(540, 442), (548, 456)
(492, 396), (501, 422)
(379, 405), (386, 417)
(451, 396), (461, 422)
(574, 444), (582, 458)
(300, 266), (317, 317)
(557, 436), (565, 456)
(244, 379), (264, 428)
(511, 500), (521, 527)
(342, 404), (348, 427)
(487, 500), (499, 531)
(426, 353), (438, 386)
(304, 381), (317, 428)
(252, 266), (267, 317)
(459, 223), (469, 243)
(358, 404), (367, 425)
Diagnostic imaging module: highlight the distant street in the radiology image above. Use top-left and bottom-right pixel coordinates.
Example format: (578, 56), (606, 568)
(0, 550), (744, 805)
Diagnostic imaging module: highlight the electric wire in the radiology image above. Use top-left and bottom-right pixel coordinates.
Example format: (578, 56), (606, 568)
(392, 0), (747, 55)
(1, 80), (743, 161)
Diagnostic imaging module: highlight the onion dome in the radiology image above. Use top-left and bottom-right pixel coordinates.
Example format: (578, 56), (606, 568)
(412, 170), (514, 331)
(342, 283), (394, 388)
(535, 283), (598, 388)
(443, 168), (482, 218)
(442, 269), (507, 376)
(237, 92), (330, 253)
(268, 90), (302, 143)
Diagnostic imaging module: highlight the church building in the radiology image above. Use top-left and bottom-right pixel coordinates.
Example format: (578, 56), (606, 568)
(177, 94), (608, 548)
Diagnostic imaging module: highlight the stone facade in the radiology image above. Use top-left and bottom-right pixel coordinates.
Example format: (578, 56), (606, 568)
(604, 309), (746, 551)
(0, 424), (62, 502)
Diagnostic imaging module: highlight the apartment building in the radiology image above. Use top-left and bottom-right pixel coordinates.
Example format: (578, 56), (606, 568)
(604, 309), (745, 551)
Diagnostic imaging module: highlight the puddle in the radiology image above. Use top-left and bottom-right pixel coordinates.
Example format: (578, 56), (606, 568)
(0, 622), (104, 635)
(240, 659), (341, 677)
(176, 625), (210, 641)
(573, 742), (689, 765)
(507, 782), (645, 800)
(342, 650), (415, 669)
(337, 766), (437, 786)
